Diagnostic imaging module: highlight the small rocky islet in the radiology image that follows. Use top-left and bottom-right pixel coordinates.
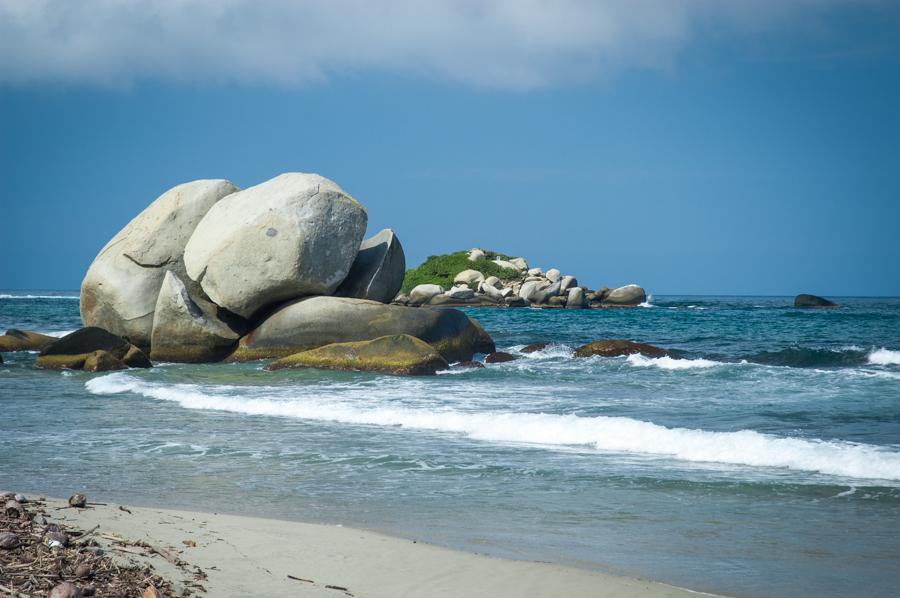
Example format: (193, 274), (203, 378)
(0, 172), (840, 375)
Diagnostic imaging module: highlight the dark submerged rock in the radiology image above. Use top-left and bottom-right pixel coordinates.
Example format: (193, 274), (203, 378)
(520, 342), (550, 354)
(574, 339), (668, 358)
(485, 351), (517, 363)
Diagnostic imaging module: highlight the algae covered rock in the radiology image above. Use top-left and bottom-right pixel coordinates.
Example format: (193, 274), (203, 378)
(230, 296), (494, 363)
(37, 327), (152, 371)
(80, 179), (239, 348)
(266, 334), (449, 376)
(335, 228), (406, 304)
(149, 271), (240, 363)
(183, 173), (368, 318)
(573, 339), (667, 358)
(0, 329), (57, 352)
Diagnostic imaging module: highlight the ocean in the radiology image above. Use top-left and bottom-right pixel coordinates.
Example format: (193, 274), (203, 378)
(2, 293), (899, 597)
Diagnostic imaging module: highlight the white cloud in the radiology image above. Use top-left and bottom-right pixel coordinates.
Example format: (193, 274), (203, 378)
(0, 0), (878, 89)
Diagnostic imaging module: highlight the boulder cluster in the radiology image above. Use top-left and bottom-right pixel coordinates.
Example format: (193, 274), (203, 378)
(45, 172), (495, 372)
(397, 248), (647, 309)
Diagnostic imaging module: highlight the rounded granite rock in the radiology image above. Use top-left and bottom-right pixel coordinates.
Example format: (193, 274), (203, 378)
(335, 228), (406, 304)
(80, 179), (239, 348)
(230, 296), (495, 363)
(183, 173), (368, 318)
(573, 339), (667, 358)
(265, 334), (449, 376)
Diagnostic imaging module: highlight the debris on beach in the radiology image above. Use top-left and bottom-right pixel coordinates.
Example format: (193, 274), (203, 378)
(0, 494), (182, 597)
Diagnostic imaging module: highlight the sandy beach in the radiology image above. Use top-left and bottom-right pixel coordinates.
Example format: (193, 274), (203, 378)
(18, 495), (720, 598)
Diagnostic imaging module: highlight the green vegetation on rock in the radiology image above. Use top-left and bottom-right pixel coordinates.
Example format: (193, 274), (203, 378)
(401, 250), (519, 293)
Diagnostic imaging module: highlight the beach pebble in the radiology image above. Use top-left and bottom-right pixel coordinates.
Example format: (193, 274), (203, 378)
(13, 493), (26, 503)
(44, 530), (69, 548)
(0, 531), (19, 549)
(68, 493), (87, 508)
(48, 582), (82, 598)
(81, 586), (96, 597)
(4, 499), (25, 518)
(142, 585), (164, 598)
(74, 563), (92, 578)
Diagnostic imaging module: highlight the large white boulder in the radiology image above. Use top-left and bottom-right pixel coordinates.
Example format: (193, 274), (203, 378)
(468, 249), (486, 262)
(509, 257), (528, 271)
(560, 275), (577, 293)
(454, 269), (485, 285)
(183, 173), (368, 318)
(604, 284), (647, 306)
(335, 228), (405, 304)
(493, 259), (519, 271)
(566, 287), (586, 309)
(446, 286), (476, 300)
(409, 284), (444, 305)
(149, 271), (240, 362)
(80, 179), (238, 348)
(546, 268), (561, 283)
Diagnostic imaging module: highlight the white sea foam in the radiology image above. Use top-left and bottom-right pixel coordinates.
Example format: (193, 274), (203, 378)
(0, 294), (78, 299)
(625, 354), (722, 370)
(638, 294), (654, 308)
(86, 373), (900, 482)
(40, 330), (76, 338)
(868, 348), (900, 366)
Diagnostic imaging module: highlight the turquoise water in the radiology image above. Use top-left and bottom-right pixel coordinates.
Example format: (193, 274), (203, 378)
(2, 293), (899, 597)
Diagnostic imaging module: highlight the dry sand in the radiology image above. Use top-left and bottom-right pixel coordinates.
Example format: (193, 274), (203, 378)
(42, 496), (722, 598)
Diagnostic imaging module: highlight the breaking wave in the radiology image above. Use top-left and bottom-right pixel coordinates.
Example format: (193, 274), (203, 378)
(86, 373), (900, 482)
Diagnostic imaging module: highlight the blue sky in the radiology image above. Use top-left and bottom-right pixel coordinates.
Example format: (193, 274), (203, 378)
(1, 1), (899, 295)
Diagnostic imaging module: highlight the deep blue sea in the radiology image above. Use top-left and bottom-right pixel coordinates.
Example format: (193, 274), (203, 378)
(2, 293), (899, 597)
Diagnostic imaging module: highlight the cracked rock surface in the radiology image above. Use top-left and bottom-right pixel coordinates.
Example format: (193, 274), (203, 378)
(80, 179), (238, 348)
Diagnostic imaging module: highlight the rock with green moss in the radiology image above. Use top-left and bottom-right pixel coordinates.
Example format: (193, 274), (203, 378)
(573, 339), (667, 358)
(229, 296), (494, 363)
(36, 327), (152, 371)
(149, 271), (240, 363)
(265, 334), (449, 375)
(401, 251), (520, 294)
(0, 329), (57, 352)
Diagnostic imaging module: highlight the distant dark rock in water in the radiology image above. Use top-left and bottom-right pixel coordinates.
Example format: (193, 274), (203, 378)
(265, 334), (448, 376)
(485, 351), (517, 364)
(520, 342), (550, 354)
(455, 360), (485, 369)
(37, 327), (152, 371)
(574, 339), (668, 359)
(0, 329), (57, 352)
(794, 294), (838, 308)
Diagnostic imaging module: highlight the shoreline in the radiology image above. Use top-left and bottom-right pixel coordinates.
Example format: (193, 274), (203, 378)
(22, 493), (726, 598)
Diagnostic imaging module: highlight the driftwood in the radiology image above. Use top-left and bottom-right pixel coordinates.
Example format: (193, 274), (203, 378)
(0, 495), (178, 597)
